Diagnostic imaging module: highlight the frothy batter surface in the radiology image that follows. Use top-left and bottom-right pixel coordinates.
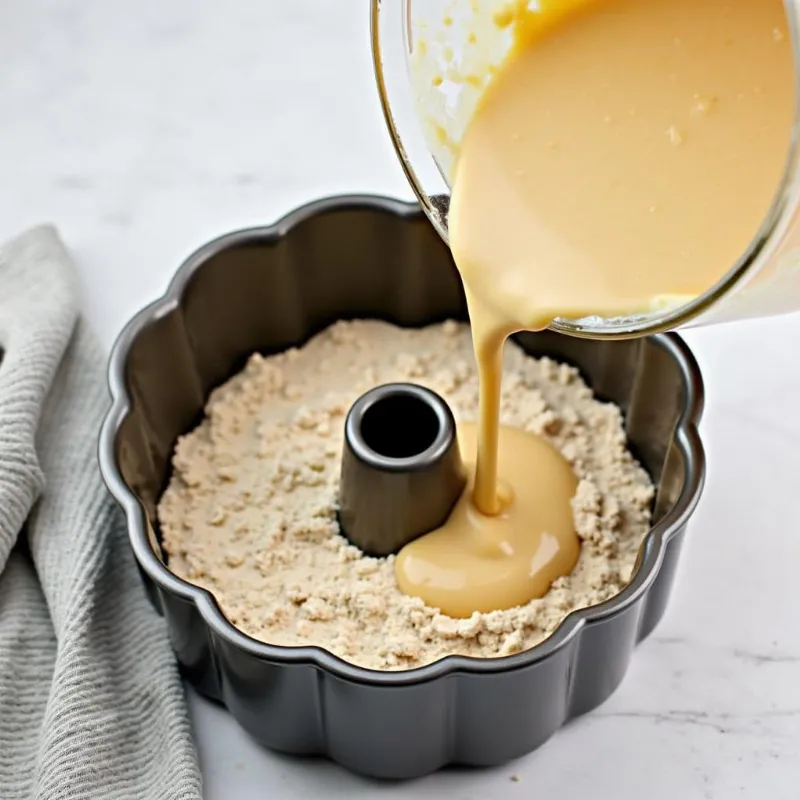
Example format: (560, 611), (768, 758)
(158, 321), (654, 670)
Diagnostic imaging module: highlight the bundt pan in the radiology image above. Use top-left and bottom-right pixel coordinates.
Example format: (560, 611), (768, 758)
(99, 194), (706, 780)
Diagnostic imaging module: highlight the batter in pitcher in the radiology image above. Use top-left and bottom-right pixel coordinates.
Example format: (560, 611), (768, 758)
(396, 0), (794, 616)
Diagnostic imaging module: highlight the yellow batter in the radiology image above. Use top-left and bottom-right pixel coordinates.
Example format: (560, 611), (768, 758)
(396, 0), (794, 617)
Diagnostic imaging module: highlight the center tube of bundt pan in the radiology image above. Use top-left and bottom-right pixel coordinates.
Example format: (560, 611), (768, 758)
(338, 383), (466, 557)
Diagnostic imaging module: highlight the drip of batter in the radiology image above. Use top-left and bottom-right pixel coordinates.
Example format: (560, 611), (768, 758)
(396, 0), (794, 617)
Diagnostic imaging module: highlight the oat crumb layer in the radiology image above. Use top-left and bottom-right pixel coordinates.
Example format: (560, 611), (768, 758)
(158, 320), (654, 671)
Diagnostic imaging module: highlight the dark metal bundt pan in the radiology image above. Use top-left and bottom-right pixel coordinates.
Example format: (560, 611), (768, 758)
(99, 194), (706, 779)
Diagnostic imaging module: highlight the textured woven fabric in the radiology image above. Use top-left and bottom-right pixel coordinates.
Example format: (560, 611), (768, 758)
(0, 226), (202, 799)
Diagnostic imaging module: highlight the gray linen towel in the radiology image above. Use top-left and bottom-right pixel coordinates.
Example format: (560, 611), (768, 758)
(0, 226), (202, 799)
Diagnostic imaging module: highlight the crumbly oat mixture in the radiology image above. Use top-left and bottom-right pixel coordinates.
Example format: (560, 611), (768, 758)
(158, 320), (654, 670)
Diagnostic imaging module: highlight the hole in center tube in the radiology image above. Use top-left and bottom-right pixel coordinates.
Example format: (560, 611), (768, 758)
(359, 393), (441, 459)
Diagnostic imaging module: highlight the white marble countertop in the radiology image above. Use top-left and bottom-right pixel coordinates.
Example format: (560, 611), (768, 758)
(2, 1), (799, 797)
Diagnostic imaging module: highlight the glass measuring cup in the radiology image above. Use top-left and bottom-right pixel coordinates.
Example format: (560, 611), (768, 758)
(371, 0), (800, 339)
